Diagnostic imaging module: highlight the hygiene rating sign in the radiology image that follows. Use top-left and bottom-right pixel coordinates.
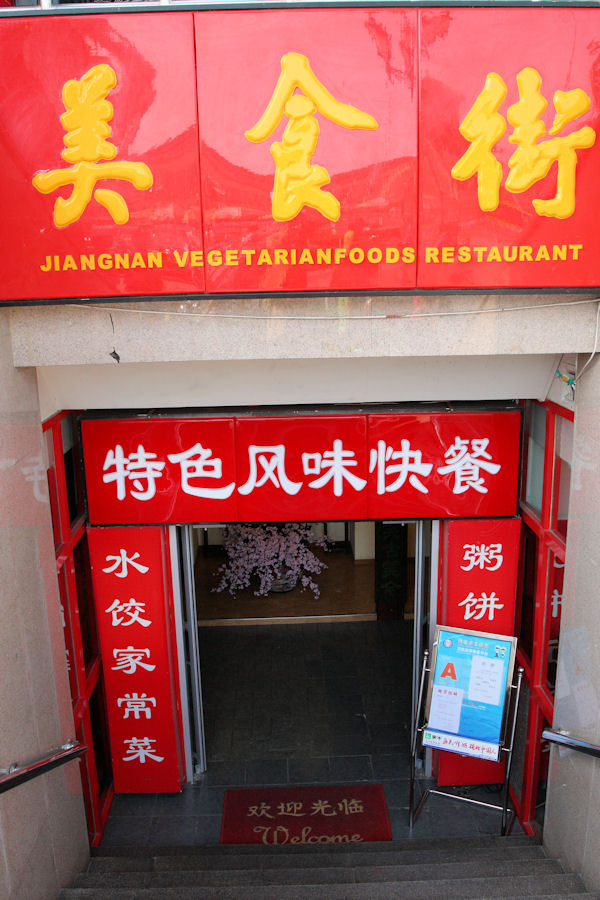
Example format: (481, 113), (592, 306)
(423, 625), (517, 762)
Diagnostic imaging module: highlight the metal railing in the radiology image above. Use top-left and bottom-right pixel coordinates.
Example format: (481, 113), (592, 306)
(0, 741), (87, 794)
(542, 729), (600, 760)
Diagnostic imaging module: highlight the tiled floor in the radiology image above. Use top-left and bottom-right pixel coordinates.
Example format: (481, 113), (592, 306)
(102, 621), (514, 847)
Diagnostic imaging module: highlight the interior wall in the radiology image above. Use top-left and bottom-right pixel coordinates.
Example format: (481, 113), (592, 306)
(0, 311), (88, 899)
(544, 354), (600, 890)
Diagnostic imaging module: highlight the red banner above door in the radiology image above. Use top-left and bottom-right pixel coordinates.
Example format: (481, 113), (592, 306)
(81, 410), (521, 525)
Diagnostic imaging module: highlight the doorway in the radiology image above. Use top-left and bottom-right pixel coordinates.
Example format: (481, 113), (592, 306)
(172, 520), (436, 786)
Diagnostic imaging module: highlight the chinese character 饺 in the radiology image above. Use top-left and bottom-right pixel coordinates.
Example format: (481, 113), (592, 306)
(105, 598), (152, 628)
(246, 53), (378, 222)
(32, 65), (153, 227)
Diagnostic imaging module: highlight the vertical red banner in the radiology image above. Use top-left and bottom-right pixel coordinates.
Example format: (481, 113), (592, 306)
(89, 526), (184, 793)
(436, 517), (521, 785)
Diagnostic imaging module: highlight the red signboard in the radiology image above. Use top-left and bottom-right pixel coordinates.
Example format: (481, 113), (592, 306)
(81, 410), (521, 525)
(88, 526), (184, 793)
(436, 517), (520, 785)
(419, 8), (600, 289)
(2, 8), (600, 301)
(195, 9), (417, 293)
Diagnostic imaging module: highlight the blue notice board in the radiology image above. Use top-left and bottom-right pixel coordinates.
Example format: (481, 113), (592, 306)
(423, 626), (517, 762)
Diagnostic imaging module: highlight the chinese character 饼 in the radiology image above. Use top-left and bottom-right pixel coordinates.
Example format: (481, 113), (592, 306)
(459, 591), (505, 621)
(32, 65), (153, 227)
(452, 67), (596, 219)
(246, 53), (378, 222)
(460, 542), (503, 571)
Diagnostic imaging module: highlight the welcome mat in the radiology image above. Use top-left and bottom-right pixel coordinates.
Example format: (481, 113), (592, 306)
(221, 784), (392, 845)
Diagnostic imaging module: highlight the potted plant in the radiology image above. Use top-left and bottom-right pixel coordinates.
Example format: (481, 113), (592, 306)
(214, 522), (329, 598)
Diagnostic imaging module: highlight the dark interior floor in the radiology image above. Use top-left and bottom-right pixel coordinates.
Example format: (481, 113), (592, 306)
(101, 621), (515, 846)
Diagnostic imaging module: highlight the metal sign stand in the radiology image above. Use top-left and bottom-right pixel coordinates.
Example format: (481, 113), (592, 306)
(409, 649), (524, 835)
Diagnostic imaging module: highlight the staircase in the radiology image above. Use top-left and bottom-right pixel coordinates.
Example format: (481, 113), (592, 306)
(60, 834), (599, 898)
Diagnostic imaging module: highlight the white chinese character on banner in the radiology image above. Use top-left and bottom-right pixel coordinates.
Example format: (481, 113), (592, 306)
(102, 444), (165, 501)
(117, 693), (157, 720)
(302, 439), (367, 497)
(122, 737), (164, 763)
(103, 549), (150, 579)
(458, 591), (505, 621)
(112, 646), (155, 674)
(460, 543), (503, 571)
(105, 599), (152, 628)
(551, 589), (562, 618)
(21, 454), (48, 503)
(437, 437), (501, 494)
(168, 443), (235, 499)
(238, 445), (302, 495)
(369, 439), (433, 495)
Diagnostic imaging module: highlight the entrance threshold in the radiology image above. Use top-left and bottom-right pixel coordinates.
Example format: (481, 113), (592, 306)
(198, 613), (378, 627)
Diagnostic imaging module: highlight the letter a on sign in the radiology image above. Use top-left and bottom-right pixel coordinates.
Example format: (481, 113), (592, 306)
(440, 662), (458, 680)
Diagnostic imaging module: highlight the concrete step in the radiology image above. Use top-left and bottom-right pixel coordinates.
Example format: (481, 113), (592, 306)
(91, 832), (539, 858)
(58, 871), (593, 899)
(89, 842), (545, 872)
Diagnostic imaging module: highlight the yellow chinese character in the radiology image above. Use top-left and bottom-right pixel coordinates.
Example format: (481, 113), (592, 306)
(310, 799), (337, 816)
(245, 53), (378, 222)
(505, 67), (595, 218)
(277, 801), (304, 817)
(451, 73), (507, 212)
(337, 798), (364, 815)
(247, 802), (274, 819)
(452, 67), (596, 219)
(32, 65), (153, 228)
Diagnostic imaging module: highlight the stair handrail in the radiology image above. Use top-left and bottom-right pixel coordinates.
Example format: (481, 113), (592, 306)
(0, 740), (87, 794)
(542, 728), (600, 759)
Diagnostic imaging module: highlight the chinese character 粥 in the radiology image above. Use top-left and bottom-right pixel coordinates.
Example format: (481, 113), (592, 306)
(168, 443), (235, 499)
(460, 542), (503, 571)
(103, 549), (150, 579)
(459, 591), (505, 621)
(452, 67), (596, 218)
(32, 65), (153, 227)
(437, 437), (501, 494)
(112, 646), (156, 674)
(122, 736), (164, 764)
(246, 53), (378, 222)
(117, 693), (157, 720)
(103, 444), (165, 501)
(369, 439), (433, 495)
(302, 439), (367, 497)
(238, 445), (302, 496)
(105, 598), (152, 628)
